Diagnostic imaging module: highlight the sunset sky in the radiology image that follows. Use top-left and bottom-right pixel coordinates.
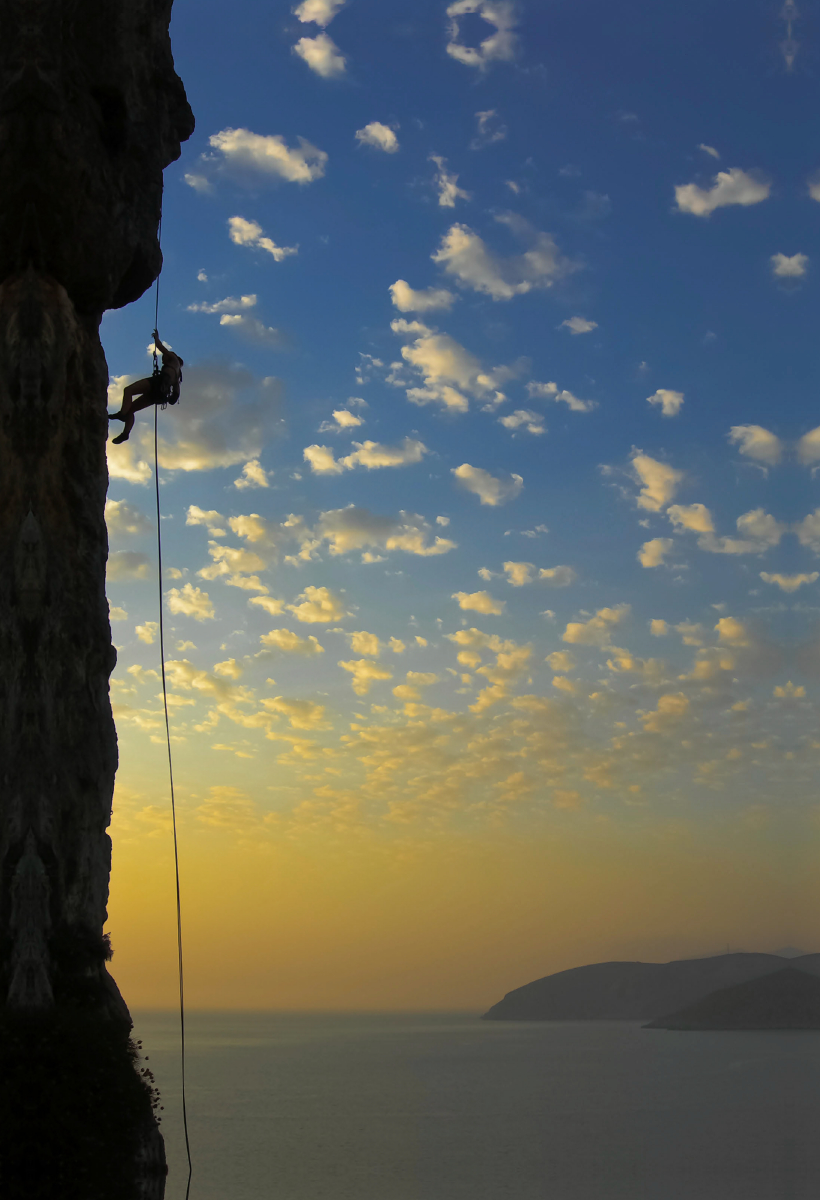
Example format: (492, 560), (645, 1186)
(103, 0), (820, 1010)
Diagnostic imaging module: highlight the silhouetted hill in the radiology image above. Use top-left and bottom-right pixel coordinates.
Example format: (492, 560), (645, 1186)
(645, 967), (820, 1030)
(482, 953), (820, 1021)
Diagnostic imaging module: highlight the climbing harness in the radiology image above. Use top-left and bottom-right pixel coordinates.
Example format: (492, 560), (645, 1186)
(152, 222), (193, 1200)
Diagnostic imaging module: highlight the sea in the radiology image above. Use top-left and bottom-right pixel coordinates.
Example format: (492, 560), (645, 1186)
(131, 1010), (820, 1200)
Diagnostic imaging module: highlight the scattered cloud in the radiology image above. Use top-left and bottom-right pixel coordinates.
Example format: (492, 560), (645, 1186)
(797, 427), (820, 465)
(498, 409), (545, 435)
(356, 122), (399, 152)
(312, 507), (457, 558)
(698, 508), (785, 556)
(107, 551), (151, 582)
(228, 216), (298, 261)
(539, 566), (576, 586)
(260, 628), (325, 655)
(390, 318), (517, 411)
(188, 294), (257, 315)
(667, 503), (715, 534)
(638, 537), (674, 568)
(249, 596), (286, 617)
(452, 463), (523, 506)
(429, 154), (471, 208)
(294, 0), (345, 26)
(136, 622), (159, 644)
(193, 128), (328, 187)
(347, 630), (381, 656)
(318, 408), (365, 433)
(445, 0), (518, 69)
(234, 460), (271, 490)
(287, 585), (346, 623)
(303, 437), (427, 474)
(760, 572), (818, 592)
(771, 252), (808, 279)
(293, 32), (346, 77)
(452, 590), (506, 615)
(105, 499), (153, 538)
(560, 316), (597, 335)
(432, 214), (578, 300)
(728, 425), (782, 466)
(647, 388), (684, 417)
(167, 583), (215, 621)
(674, 168), (770, 217)
(630, 451), (684, 512)
(563, 604), (630, 647)
(219, 315), (286, 345)
(502, 561), (534, 586)
(698, 143), (720, 159)
(389, 280), (455, 313)
(338, 658), (393, 695)
(526, 381), (596, 412)
(471, 109), (507, 149)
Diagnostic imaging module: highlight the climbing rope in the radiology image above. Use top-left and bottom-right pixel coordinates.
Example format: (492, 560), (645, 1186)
(152, 220), (193, 1199)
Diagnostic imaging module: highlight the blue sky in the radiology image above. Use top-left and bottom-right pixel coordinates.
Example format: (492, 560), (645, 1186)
(102, 0), (820, 1007)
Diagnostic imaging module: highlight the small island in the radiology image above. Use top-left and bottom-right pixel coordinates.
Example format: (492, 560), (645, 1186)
(644, 967), (820, 1030)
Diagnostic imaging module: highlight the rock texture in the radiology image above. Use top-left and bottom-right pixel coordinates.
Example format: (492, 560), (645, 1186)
(0, 1), (193, 1195)
(644, 967), (820, 1030)
(482, 952), (820, 1021)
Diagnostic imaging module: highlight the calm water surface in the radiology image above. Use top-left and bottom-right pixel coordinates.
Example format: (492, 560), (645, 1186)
(131, 1011), (820, 1200)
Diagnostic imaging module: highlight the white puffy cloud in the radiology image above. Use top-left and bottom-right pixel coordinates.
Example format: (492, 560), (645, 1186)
(314, 507), (456, 558)
(771, 252), (808, 278)
(390, 319), (516, 411)
(389, 280), (455, 313)
(546, 650), (575, 672)
(674, 168), (770, 216)
(260, 628), (325, 655)
(445, 0), (518, 69)
(503, 561), (534, 586)
(167, 583), (215, 621)
(303, 437), (427, 474)
(797, 428), (820, 465)
(294, 0), (345, 25)
(630, 451), (684, 512)
(198, 542), (268, 588)
(647, 388), (684, 417)
(698, 508), (785, 555)
(234, 459), (271, 490)
(471, 109), (507, 148)
(560, 316), (597, 335)
(452, 590), (505, 615)
(796, 510), (820, 552)
(107, 551), (151, 581)
(338, 659), (393, 695)
(249, 596), (285, 617)
(109, 606), (128, 622)
(105, 499), (153, 538)
(642, 693), (689, 732)
(526, 381), (596, 412)
(219, 315), (286, 345)
(498, 409), (545, 435)
(728, 424), (782, 466)
(650, 619), (669, 636)
(347, 630), (381, 657)
(199, 128), (328, 186)
(136, 622), (159, 644)
(638, 537), (674, 568)
(429, 155), (471, 207)
(452, 463), (523, 506)
(186, 506), (227, 536)
(293, 32), (346, 77)
(287, 585), (346, 623)
(262, 696), (330, 730)
(538, 566), (576, 586)
(563, 604), (630, 646)
(228, 217), (298, 262)
(667, 503), (715, 534)
(319, 408), (364, 432)
(188, 294), (257, 315)
(760, 572), (818, 592)
(356, 122), (399, 153)
(432, 214), (577, 300)
(714, 616), (750, 647)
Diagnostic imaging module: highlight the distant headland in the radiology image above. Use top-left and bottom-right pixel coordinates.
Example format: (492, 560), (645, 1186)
(482, 952), (820, 1022)
(644, 968), (820, 1030)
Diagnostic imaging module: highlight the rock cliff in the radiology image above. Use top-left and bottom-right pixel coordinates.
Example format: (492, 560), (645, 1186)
(0, 1), (193, 1195)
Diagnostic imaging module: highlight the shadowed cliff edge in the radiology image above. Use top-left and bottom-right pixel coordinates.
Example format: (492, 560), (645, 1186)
(0, 2), (193, 1196)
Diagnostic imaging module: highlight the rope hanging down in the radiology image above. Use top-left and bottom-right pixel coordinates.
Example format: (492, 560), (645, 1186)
(152, 230), (193, 1199)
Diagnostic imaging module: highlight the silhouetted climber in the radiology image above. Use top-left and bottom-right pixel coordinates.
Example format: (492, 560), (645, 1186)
(109, 329), (183, 443)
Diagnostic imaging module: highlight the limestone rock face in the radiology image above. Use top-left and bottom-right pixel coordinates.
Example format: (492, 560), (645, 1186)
(0, 0), (193, 1014)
